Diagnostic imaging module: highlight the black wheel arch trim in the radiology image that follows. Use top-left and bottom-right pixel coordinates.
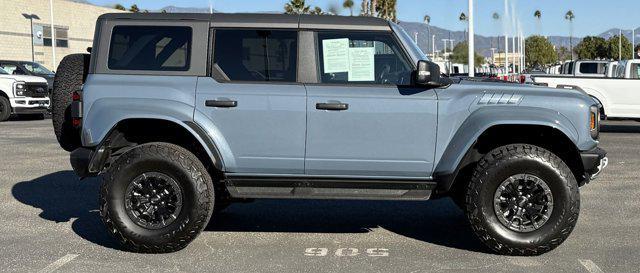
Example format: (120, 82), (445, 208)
(71, 119), (224, 178)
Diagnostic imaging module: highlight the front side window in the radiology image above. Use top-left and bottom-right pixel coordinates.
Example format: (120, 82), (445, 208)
(213, 29), (298, 82)
(317, 31), (412, 85)
(108, 26), (192, 71)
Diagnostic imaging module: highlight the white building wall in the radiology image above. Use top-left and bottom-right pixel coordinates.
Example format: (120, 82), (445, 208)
(0, 0), (124, 70)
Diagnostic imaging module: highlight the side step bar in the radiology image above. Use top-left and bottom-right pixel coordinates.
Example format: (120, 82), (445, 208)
(225, 176), (436, 201)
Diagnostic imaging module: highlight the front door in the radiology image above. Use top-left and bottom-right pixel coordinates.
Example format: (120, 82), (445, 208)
(305, 31), (438, 177)
(195, 29), (306, 174)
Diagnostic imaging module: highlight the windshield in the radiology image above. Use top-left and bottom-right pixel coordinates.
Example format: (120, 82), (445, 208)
(20, 62), (54, 75)
(0, 67), (8, 74)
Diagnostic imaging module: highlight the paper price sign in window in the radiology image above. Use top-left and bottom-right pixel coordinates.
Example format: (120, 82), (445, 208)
(322, 38), (350, 73)
(348, 47), (375, 82)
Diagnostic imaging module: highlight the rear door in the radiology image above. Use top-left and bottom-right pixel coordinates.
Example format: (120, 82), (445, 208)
(195, 29), (307, 174)
(304, 31), (438, 177)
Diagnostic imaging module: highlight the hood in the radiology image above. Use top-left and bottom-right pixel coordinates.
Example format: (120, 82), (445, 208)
(0, 74), (48, 84)
(457, 79), (587, 97)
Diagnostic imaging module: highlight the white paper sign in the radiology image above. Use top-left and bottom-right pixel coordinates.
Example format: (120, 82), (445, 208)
(322, 38), (350, 73)
(348, 47), (375, 82)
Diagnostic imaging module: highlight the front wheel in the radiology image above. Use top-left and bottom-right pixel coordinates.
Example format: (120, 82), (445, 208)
(465, 144), (580, 256)
(0, 96), (11, 122)
(100, 143), (215, 253)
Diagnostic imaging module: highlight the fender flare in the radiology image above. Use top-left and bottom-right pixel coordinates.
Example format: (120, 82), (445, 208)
(82, 98), (225, 171)
(433, 106), (579, 192)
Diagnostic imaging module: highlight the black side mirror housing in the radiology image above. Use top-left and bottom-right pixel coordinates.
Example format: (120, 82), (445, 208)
(415, 60), (448, 87)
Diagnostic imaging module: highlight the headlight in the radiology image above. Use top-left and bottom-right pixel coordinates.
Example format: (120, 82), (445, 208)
(590, 105), (600, 139)
(14, 82), (26, 97)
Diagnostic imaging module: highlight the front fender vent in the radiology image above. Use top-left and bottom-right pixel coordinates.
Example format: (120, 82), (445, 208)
(478, 92), (523, 105)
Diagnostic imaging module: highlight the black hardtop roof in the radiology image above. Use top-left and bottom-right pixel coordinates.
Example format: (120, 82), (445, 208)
(98, 12), (391, 30)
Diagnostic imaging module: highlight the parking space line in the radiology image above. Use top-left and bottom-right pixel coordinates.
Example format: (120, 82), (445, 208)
(38, 254), (79, 273)
(579, 259), (604, 273)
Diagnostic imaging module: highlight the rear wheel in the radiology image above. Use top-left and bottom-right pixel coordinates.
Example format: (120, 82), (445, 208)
(465, 144), (580, 255)
(52, 53), (89, 151)
(100, 142), (215, 253)
(0, 96), (10, 122)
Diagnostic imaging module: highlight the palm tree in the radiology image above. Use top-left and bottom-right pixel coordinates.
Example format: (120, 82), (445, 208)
(565, 10), (575, 60)
(492, 12), (501, 61)
(424, 15), (432, 55)
(459, 12), (467, 22)
(377, 0), (397, 22)
(459, 12), (468, 41)
(534, 10), (542, 34)
(284, 0), (310, 15)
(129, 4), (140, 13)
(310, 6), (324, 15)
(343, 0), (354, 16)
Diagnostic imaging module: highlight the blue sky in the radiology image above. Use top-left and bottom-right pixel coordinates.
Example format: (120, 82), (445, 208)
(90, 0), (639, 37)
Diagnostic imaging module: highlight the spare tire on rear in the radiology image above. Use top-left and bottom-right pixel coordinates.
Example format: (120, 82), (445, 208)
(52, 54), (89, 152)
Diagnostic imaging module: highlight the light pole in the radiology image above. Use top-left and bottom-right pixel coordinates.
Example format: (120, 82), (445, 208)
(619, 29), (622, 61)
(22, 13), (41, 63)
(432, 34), (436, 58)
(504, 0), (509, 76)
(632, 29), (636, 60)
(467, 0), (475, 77)
(49, 0), (57, 70)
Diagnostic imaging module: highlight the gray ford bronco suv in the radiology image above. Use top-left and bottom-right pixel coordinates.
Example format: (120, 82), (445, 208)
(51, 13), (608, 255)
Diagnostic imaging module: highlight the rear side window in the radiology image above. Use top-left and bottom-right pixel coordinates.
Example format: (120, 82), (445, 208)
(108, 26), (192, 71)
(213, 29), (298, 82)
(579, 63), (605, 74)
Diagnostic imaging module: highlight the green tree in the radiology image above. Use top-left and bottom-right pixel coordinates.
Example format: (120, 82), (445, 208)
(525, 35), (557, 68)
(574, 36), (607, 59)
(606, 35), (633, 60)
(557, 46), (571, 61)
(284, 0), (310, 14)
(114, 4), (126, 11)
(343, 0), (354, 16)
(129, 4), (140, 13)
(449, 41), (484, 67)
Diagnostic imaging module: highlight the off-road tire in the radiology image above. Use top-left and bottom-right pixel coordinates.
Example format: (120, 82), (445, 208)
(465, 144), (580, 256)
(100, 142), (215, 253)
(51, 53), (89, 152)
(0, 96), (10, 122)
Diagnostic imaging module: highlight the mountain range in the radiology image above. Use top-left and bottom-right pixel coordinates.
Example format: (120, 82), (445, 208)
(398, 21), (640, 57)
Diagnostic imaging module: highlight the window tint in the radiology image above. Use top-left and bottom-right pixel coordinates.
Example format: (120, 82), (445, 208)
(108, 26), (191, 71)
(0, 64), (24, 75)
(579, 63), (606, 74)
(214, 29), (298, 82)
(631, 64), (640, 79)
(317, 32), (412, 85)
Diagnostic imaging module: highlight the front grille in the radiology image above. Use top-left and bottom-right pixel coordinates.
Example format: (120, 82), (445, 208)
(24, 83), (49, 98)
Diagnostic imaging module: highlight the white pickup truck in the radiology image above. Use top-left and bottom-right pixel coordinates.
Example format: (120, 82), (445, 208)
(0, 67), (50, 121)
(533, 59), (640, 119)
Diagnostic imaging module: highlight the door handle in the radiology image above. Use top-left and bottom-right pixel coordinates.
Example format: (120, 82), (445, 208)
(316, 102), (349, 111)
(206, 99), (237, 108)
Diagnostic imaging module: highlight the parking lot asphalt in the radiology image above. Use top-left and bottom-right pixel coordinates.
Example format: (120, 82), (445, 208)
(0, 118), (639, 273)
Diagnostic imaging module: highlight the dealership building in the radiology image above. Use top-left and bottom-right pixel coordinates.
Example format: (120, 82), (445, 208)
(0, 0), (123, 70)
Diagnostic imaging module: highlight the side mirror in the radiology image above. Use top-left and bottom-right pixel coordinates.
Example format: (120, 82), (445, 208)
(415, 60), (447, 87)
